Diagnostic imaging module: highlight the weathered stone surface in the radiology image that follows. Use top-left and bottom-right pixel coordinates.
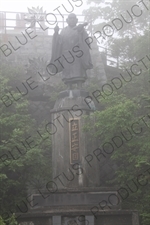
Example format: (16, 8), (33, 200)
(51, 90), (99, 189)
(31, 191), (120, 208)
(17, 210), (138, 225)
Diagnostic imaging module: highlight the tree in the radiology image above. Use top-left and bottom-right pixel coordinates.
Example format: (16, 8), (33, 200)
(83, 0), (150, 224)
(0, 62), (52, 221)
(84, 0), (150, 66)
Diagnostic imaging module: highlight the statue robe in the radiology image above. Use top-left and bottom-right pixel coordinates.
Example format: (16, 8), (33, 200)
(49, 25), (93, 84)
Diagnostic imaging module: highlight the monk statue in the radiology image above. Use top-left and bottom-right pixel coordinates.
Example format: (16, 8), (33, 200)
(49, 13), (93, 89)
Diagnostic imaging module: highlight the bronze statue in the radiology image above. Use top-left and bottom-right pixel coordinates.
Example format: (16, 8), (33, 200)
(49, 13), (93, 89)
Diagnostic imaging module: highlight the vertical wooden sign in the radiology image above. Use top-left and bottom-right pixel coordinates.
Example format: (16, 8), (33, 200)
(69, 118), (80, 164)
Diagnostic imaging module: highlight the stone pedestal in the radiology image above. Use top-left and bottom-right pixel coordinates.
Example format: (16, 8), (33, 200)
(17, 208), (139, 225)
(50, 90), (100, 189)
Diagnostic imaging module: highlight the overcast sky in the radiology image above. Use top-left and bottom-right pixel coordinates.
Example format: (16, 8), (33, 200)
(0, 0), (87, 14)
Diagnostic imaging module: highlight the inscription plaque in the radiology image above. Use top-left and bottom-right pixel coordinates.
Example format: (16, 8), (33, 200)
(69, 119), (80, 164)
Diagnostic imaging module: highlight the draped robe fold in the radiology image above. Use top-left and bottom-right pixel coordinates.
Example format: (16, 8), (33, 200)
(49, 26), (93, 84)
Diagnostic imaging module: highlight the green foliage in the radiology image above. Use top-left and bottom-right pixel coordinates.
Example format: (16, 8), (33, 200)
(6, 214), (18, 225)
(84, 0), (150, 67)
(84, 82), (150, 224)
(84, 0), (150, 224)
(0, 214), (18, 225)
(0, 216), (6, 225)
(0, 62), (52, 220)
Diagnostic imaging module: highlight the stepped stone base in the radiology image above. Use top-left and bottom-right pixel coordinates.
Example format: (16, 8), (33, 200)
(17, 188), (139, 225)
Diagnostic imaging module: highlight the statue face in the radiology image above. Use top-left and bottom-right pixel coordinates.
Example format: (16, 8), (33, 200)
(67, 15), (78, 27)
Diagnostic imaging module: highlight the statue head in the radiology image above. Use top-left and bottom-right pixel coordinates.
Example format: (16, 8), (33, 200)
(66, 13), (78, 28)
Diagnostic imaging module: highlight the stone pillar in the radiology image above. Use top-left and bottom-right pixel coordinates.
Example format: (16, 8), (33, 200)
(51, 90), (100, 189)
